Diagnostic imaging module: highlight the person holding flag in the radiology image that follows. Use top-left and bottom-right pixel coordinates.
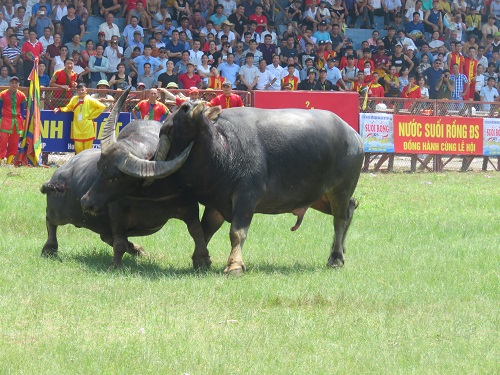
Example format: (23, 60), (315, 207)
(131, 88), (170, 121)
(53, 83), (106, 154)
(0, 76), (27, 165)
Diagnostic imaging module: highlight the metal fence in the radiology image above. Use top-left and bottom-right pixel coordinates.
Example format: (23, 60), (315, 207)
(360, 97), (500, 173)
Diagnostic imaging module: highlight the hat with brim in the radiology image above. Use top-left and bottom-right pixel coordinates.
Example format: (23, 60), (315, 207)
(222, 20), (234, 26)
(166, 82), (178, 89)
(307, 67), (316, 75)
(97, 79), (110, 88)
(9, 76), (19, 82)
(222, 81), (232, 87)
(494, 31), (500, 38)
(188, 87), (199, 94)
(137, 83), (146, 87)
(98, 31), (105, 36)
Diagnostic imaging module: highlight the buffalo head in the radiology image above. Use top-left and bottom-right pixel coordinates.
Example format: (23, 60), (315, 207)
(81, 89), (193, 214)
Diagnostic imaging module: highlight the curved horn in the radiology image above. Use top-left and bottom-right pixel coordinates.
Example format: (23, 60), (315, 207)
(100, 87), (132, 154)
(117, 142), (193, 179)
(155, 133), (171, 161)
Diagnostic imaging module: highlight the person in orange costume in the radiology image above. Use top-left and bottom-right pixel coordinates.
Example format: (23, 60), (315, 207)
(0, 76), (27, 164)
(209, 81), (244, 108)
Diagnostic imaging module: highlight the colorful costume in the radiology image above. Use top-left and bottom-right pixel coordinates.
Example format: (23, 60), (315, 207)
(401, 83), (422, 109)
(0, 89), (27, 160)
(209, 93), (244, 108)
(448, 52), (464, 74)
(463, 57), (478, 100)
(208, 76), (226, 89)
(59, 94), (106, 154)
(51, 69), (78, 106)
(281, 75), (300, 90)
(134, 100), (169, 121)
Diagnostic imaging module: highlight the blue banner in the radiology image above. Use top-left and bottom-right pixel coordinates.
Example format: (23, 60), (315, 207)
(40, 110), (132, 152)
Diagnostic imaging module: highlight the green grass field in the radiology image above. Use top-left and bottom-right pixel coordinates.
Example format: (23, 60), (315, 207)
(0, 167), (498, 374)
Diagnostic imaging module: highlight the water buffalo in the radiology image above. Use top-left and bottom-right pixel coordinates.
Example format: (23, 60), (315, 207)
(43, 91), (210, 268)
(145, 101), (364, 275)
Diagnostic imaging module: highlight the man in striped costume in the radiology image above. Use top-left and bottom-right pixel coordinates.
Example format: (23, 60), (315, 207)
(131, 88), (170, 121)
(0, 76), (26, 164)
(209, 81), (244, 108)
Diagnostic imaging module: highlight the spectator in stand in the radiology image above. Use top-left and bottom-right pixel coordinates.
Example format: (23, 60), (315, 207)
(123, 16), (144, 48)
(480, 76), (499, 111)
(266, 54), (283, 90)
(157, 60), (178, 88)
(2, 0), (16, 24)
(352, 70), (367, 93)
(246, 39), (262, 66)
(405, 12), (426, 47)
(197, 53), (211, 87)
(177, 16), (193, 41)
(233, 40), (245, 65)
(0, 66), (11, 85)
(137, 62), (156, 89)
(38, 26), (53, 56)
(156, 17), (175, 45)
(88, 44), (109, 88)
(228, 4), (246, 41)
(130, 44), (163, 79)
(299, 58), (314, 80)
(218, 53), (240, 87)
(109, 63), (133, 90)
(11, 6), (28, 41)
(30, 5), (52, 40)
(38, 61), (50, 86)
(238, 52), (259, 90)
(297, 67), (317, 90)
(316, 67), (340, 90)
(463, 46), (478, 100)
(255, 58), (276, 90)
(474, 64), (486, 100)
(21, 29), (43, 86)
(366, 71), (384, 96)
(449, 62), (469, 100)
(281, 64), (299, 90)
(65, 33), (83, 56)
(279, 35), (299, 66)
(287, 0), (302, 28)
(2, 34), (22, 76)
(194, 0), (214, 20)
(246, 20), (260, 43)
(326, 57), (346, 89)
(383, 65), (400, 96)
(126, 1), (152, 32)
(59, 4), (84, 44)
(424, 0), (443, 34)
(99, 13), (120, 43)
(173, 0), (191, 24)
(177, 61), (201, 90)
(217, 20), (236, 47)
(200, 20), (217, 39)
(435, 69), (454, 99)
(313, 21), (331, 43)
(401, 73), (421, 98)
(95, 30), (108, 50)
(103, 35), (123, 79)
(125, 31), (144, 54)
(209, 80), (244, 107)
(188, 10), (206, 40)
(206, 65), (225, 88)
(249, 4), (267, 35)
(0, 12), (9, 38)
(342, 55), (359, 90)
(52, 0), (68, 23)
(174, 50), (190, 74)
(98, 0), (121, 17)
(91, 79), (115, 110)
(210, 4), (227, 31)
(405, 0), (424, 22)
(220, 0), (237, 17)
(166, 29), (184, 65)
(447, 41), (464, 72)
(258, 34), (276, 65)
(153, 4), (171, 29)
(75, 0), (89, 26)
(482, 15), (497, 41)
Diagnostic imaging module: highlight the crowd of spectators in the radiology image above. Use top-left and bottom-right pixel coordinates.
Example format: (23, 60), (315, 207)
(0, 0), (500, 105)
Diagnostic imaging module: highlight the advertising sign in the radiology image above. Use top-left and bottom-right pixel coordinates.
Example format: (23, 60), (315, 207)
(483, 118), (500, 156)
(40, 110), (132, 152)
(253, 91), (360, 132)
(359, 113), (394, 153)
(393, 115), (483, 155)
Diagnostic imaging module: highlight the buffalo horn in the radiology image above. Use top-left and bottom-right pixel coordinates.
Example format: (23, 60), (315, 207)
(117, 142), (193, 178)
(100, 87), (132, 154)
(155, 134), (171, 161)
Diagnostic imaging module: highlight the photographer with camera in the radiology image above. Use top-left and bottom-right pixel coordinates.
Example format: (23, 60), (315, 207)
(435, 69), (455, 99)
(103, 35), (123, 80)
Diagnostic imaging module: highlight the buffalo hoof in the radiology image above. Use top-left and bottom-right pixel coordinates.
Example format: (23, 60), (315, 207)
(127, 243), (149, 258)
(327, 255), (345, 268)
(224, 263), (246, 276)
(41, 246), (58, 257)
(192, 256), (212, 270)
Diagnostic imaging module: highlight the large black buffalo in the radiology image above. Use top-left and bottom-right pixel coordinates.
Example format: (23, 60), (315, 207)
(148, 101), (364, 275)
(43, 91), (210, 268)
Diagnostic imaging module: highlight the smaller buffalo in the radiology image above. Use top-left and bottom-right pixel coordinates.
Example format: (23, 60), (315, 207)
(42, 91), (210, 268)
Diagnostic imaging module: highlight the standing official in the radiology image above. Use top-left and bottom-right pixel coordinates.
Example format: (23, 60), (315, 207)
(0, 76), (26, 164)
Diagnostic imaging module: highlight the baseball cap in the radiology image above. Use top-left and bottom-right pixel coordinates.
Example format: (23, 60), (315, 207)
(98, 31), (105, 36)
(319, 40), (326, 45)
(9, 76), (19, 82)
(166, 82), (178, 89)
(222, 80), (232, 87)
(395, 42), (403, 47)
(319, 67), (326, 72)
(345, 38), (353, 43)
(133, 30), (141, 35)
(188, 87), (199, 94)
(320, 21), (327, 26)
(307, 67), (316, 75)
(137, 82), (146, 88)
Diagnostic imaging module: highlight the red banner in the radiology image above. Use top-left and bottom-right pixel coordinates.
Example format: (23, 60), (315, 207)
(394, 115), (483, 155)
(253, 91), (359, 132)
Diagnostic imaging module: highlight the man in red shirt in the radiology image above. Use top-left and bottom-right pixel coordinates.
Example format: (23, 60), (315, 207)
(49, 57), (78, 107)
(0, 76), (27, 164)
(21, 29), (44, 86)
(249, 4), (267, 34)
(177, 62), (202, 89)
(132, 88), (170, 121)
(209, 81), (244, 108)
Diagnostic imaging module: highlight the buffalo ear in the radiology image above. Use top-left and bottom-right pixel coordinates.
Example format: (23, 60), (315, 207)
(189, 101), (205, 120)
(205, 105), (222, 122)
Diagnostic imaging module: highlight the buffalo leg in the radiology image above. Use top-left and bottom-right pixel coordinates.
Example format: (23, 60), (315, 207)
(183, 210), (212, 270)
(326, 192), (354, 268)
(108, 203), (129, 268)
(224, 200), (255, 275)
(41, 220), (59, 257)
(101, 235), (148, 257)
(201, 207), (225, 244)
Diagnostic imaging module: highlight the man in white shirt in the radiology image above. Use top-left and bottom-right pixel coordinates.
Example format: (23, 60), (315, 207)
(99, 13), (120, 43)
(188, 39), (204, 66)
(217, 20), (236, 48)
(219, 0), (237, 17)
(38, 26), (53, 53)
(266, 54), (284, 90)
(255, 58), (276, 90)
(103, 34), (123, 75)
(238, 52), (259, 90)
(0, 11), (9, 37)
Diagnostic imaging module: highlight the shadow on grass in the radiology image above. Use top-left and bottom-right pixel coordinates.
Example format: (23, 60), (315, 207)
(44, 247), (332, 279)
